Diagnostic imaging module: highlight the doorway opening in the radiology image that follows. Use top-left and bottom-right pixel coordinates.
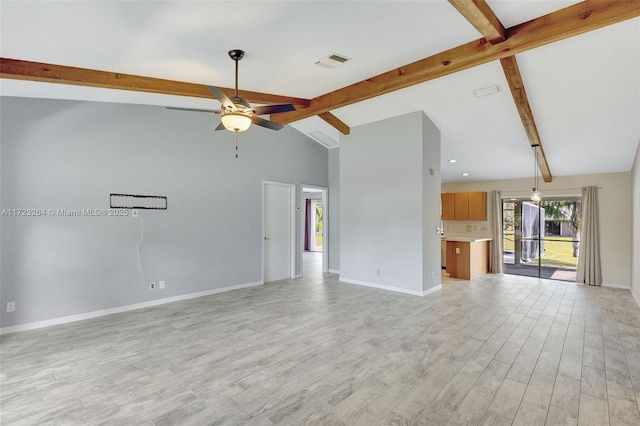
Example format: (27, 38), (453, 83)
(502, 197), (581, 282)
(302, 185), (328, 277)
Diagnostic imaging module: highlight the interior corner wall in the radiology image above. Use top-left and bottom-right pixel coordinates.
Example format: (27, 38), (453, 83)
(340, 111), (435, 294)
(631, 142), (640, 304)
(421, 114), (442, 292)
(442, 172), (632, 287)
(0, 97), (328, 328)
(328, 148), (340, 272)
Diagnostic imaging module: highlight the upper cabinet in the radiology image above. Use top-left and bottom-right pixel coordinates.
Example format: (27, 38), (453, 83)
(441, 191), (487, 221)
(468, 192), (487, 221)
(454, 192), (469, 220)
(441, 193), (455, 220)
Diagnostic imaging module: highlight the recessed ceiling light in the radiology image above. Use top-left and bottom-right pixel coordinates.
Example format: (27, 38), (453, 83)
(448, 159), (457, 163)
(473, 85), (501, 97)
(461, 173), (469, 177)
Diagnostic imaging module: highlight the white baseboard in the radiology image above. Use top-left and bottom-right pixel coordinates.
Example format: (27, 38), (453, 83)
(602, 282), (630, 290)
(328, 269), (340, 274)
(632, 288), (640, 308)
(0, 280), (263, 335)
(422, 285), (442, 296)
(340, 277), (425, 296)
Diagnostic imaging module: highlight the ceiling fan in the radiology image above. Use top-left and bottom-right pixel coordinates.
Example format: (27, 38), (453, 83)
(170, 50), (295, 132)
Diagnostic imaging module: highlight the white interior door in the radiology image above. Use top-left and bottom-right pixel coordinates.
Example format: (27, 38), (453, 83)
(264, 182), (294, 282)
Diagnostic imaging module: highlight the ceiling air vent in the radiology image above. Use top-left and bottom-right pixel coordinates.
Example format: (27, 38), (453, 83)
(309, 131), (339, 149)
(473, 85), (501, 97)
(315, 53), (350, 69)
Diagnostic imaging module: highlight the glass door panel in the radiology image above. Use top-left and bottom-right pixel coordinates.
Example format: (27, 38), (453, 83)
(539, 199), (581, 281)
(502, 197), (580, 282)
(503, 202), (515, 265)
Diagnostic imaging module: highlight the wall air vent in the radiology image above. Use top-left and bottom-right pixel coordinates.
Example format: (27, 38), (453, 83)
(309, 130), (339, 149)
(315, 53), (350, 69)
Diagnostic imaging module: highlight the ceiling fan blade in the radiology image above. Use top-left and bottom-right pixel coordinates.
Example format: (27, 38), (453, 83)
(207, 86), (235, 110)
(250, 103), (296, 115)
(251, 116), (284, 131)
(166, 107), (221, 113)
(215, 122), (226, 131)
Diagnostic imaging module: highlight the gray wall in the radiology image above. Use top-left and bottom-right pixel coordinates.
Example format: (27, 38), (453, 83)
(328, 148), (340, 272)
(0, 97), (328, 327)
(340, 111), (441, 293)
(632, 142), (640, 303)
(421, 113), (442, 292)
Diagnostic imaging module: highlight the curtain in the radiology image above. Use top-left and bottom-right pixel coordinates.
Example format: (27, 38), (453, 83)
(490, 191), (504, 273)
(304, 199), (311, 251)
(576, 186), (602, 286)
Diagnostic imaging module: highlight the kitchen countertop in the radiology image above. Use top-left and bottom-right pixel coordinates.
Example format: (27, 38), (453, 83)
(441, 237), (493, 242)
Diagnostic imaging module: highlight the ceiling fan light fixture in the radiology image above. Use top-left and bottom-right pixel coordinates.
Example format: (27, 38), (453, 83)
(221, 112), (251, 132)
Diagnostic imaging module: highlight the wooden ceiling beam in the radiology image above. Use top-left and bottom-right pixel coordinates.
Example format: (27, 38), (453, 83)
(272, 0), (640, 125)
(0, 58), (311, 108)
(450, 0), (552, 182)
(448, 0), (505, 43)
(318, 112), (350, 135)
(500, 56), (552, 182)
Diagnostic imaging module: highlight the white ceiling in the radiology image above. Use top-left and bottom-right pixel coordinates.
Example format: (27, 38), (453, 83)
(1, 1), (638, 183)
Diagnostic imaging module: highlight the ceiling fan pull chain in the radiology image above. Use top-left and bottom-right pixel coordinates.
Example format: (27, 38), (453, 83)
(235, 132), (239, 159)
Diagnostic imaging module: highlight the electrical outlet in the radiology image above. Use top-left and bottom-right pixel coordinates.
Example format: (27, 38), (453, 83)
(159, 280), (165, 289)
(376, 269), (381, 276)
(149, 282), (156, 291)
(6, 301), (15, 312)
(132, 209), (139, 218)
(431, 271), (436, 280)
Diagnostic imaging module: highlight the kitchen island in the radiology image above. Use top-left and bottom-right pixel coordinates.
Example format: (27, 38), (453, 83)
(444, 237), (492, 280)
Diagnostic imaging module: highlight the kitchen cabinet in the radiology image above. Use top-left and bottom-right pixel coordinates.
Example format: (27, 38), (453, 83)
(468, 192), (487, 221)
(441, 191), (487, 221)
(445, 238), (491, 280)
(454, 192), (469, 220)
(441, 193), (455, 220)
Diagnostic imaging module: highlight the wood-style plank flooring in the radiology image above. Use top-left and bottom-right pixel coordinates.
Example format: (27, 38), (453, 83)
(1, 253), (640, 425)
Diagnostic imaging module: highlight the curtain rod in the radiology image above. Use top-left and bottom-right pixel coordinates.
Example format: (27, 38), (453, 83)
(500, 186), (603, 194)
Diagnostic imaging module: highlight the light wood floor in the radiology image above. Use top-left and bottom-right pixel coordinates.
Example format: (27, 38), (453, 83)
(1, 254), (640, 425)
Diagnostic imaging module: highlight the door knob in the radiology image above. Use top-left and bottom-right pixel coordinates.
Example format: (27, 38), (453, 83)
(264, 237), (270, 240)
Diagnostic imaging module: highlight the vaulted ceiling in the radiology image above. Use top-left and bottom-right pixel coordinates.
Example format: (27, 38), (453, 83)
(1, 1), (638, 183)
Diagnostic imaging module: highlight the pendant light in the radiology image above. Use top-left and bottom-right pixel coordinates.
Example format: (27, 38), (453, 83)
(530, 144), (541, 202)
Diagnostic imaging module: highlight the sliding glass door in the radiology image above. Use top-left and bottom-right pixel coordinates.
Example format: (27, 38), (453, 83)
(502, 197), (581, 282)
